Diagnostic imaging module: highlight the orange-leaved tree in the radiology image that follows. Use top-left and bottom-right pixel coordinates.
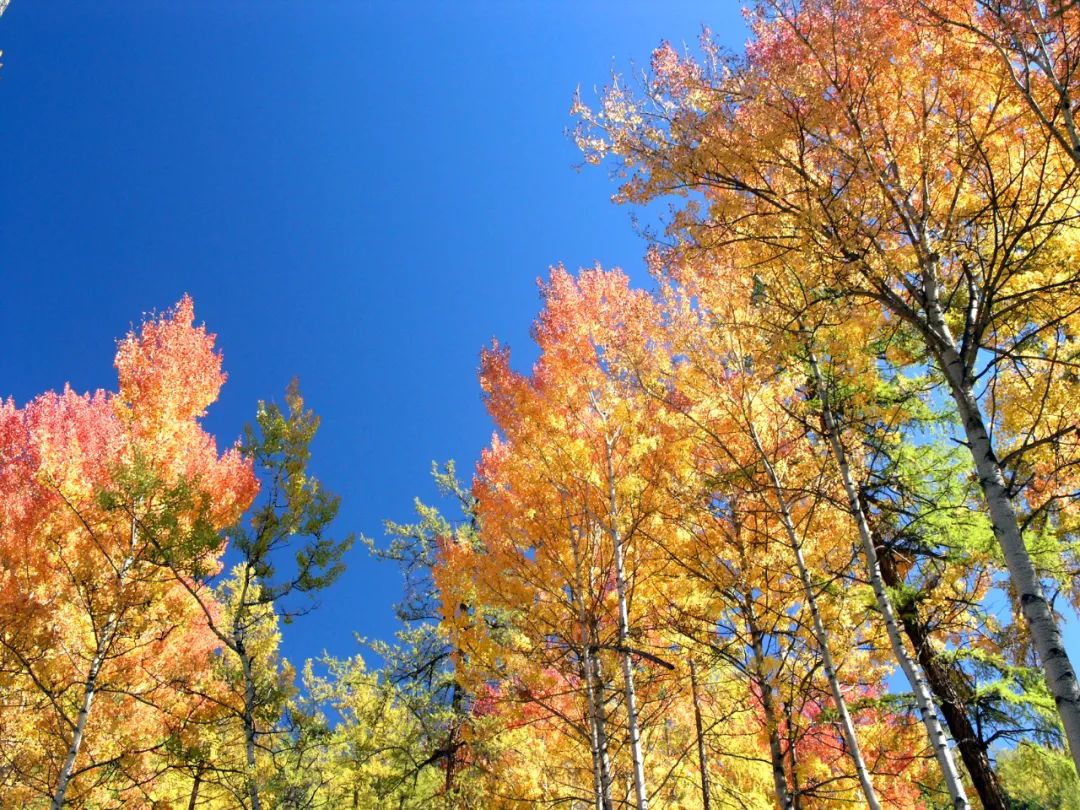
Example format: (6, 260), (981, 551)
(440, 267), (689, 810)
(0, 296), (257, 808)
(575, 0), (1080, 772)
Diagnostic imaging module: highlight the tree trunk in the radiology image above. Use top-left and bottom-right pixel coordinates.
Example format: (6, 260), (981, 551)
(806, 348), (970, 809)
(747, 425), (882, 810)
(590, 641), (616, 810)
(605, 438), (650, 810)
(582, 642), (605, 810)
(444, 678), (463, 794)
(876, 544), (1007, 810)
(51, 646), (106, 810)
(783, 700), (804, 810)
(923, 293), (1080, 773)
(689, 658), (712, 810)
(746, 603), (792, 810)
(580, 628), (611, 810)
(239, 645), (262, 810)
(187, 770), (202, 810)
(51, 524), (137, 810)
(572, 529), (614, 810)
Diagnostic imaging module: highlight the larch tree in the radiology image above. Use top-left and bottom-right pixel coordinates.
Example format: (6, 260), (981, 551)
(159, 381), (353, 810)
(363, 461), (488, 805)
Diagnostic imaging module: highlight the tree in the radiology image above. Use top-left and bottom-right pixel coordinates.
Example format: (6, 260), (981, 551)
(160, 381), (353, 810)
(918, 0), (1080, 169)
(648, 280), (939, 808)
(363, 461), (486, 804)
(575, 0), (1080, 770)
(149, 567), (299, 810)
(440, 268), (694, 810)
(0, 296), (257, 807)
(998, 740), (1080, 809)
(300, 654), (449, 808)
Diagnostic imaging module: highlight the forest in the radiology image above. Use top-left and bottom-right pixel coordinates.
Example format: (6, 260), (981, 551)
(4, 0), (1080, 808)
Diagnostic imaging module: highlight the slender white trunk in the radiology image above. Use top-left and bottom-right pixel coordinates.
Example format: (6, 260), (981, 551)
(923, 290), (1080, 773)
(590, 632), (616, 810)
(583, 647), (605, 810)
(51, 518), (137, 810)
(51, 644), (106, 810)
(689, 658), (712, 810)
(806, 348), (970, 809)
(572, 529), (614, 810)
(582, 643), (604, 810)
(747, 425), (882, 810)
(605, 438), (649, 810)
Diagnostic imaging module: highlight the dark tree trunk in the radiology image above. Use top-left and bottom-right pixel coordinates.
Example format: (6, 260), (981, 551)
(876, 543), (1007, 810)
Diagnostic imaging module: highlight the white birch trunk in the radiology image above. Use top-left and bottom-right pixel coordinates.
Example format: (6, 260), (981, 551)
(806, 348), (970, 809)
(747, 425), (882, 810)
(605, 437), (650, 810)
(50, 644), (106, 810)
(572, 529), (614, 810)
(922, 286), (1080, 772)
(51, 517), (137, 810)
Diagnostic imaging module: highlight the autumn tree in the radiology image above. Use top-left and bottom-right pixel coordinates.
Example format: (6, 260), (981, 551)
(296, 654), (444, 808)
(147, 566), (302, 810)
(576, 0), (1080, 772)
(438, 268), (698, 810)
(640, 275), (942, 808)
(998, 740), (1080, 808)
(0, 297), (257, 808)
(917, 0), (1080, 169)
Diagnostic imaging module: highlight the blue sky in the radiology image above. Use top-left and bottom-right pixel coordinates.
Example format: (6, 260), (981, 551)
(0, 2), (749, 667)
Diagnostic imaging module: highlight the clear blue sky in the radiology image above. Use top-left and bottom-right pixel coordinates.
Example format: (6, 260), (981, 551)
(0, 2), (749, 667)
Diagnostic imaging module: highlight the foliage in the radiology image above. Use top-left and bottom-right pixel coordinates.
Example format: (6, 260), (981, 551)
(998, 742), (1080, 810)
(11, 2), (1080, 807)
